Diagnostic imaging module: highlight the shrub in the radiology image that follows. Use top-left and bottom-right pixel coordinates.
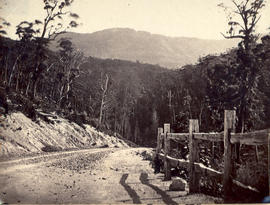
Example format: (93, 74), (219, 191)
(41, 144), (62, 152)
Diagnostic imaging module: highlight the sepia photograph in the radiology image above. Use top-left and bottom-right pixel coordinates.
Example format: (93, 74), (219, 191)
(0, 0), (270, 204)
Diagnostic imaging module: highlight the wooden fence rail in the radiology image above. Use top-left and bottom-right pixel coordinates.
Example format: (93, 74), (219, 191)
(156, 110), (269, 200)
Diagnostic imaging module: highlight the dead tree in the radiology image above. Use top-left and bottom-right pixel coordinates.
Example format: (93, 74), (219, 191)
(99, 73), (109, 125)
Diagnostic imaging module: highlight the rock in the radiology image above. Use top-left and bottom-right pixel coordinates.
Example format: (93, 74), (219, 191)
(110, 167), (119, 171)
(141, 150), (153, 160)
(169, 178), (186, 191)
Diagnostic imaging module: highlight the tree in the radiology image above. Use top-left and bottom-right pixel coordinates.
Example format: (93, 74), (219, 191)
(0, 0), (10, 37)
(99, 73), (110, 125)
(0, 0), (11, 86)
(56, 39), (84, 110)
(15, 0), (79, 98)
(219, 0), (265, 50)
(0, 17), (10, 37)
(16, 0), (79, 41)
(253, 34), (270, 128)
(219, 0), (266, 132)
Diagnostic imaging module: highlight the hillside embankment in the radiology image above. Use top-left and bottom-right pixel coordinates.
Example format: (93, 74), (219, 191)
(0, 111), (129, 159)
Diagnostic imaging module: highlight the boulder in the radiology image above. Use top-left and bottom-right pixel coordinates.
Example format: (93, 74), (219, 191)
(169, 178), (186, 191)
(141, 150), (153, 160)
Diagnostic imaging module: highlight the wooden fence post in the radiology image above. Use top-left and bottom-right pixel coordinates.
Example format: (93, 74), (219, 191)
(223, 110), (236, 201)
(156, 128), (163, 155)
(164, 123), (171, 180)
(188, 119), (199, 193)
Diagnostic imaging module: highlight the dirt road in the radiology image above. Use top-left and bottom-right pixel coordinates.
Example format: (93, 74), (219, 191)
(0, 148), (221, 204)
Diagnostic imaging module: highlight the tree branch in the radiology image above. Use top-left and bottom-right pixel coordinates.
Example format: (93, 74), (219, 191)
(244, 0), (251, 7)
(232, 0), (248, 30)
(221, 32), (245, 39)
(52, 11), (70, 19)
(48, 30), (66, 41)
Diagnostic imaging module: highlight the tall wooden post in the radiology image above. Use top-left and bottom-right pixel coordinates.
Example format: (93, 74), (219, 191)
(164, 123), (171, 180)
(156, 128), (163, 155)
(188, 119), (199, 193)
(223, 110), (236, 201)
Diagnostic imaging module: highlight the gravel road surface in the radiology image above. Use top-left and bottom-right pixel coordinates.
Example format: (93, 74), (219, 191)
(0, 148), (222, 204)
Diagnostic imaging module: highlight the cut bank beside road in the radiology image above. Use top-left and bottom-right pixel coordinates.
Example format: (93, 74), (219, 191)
(0, 111), (129, 159)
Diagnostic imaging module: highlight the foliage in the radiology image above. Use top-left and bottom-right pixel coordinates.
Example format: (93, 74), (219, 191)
(9, 0), (80, 99)
(1, 31), (270, 146)
(0, 0), (10, 37)
(217, 0), (266, 132)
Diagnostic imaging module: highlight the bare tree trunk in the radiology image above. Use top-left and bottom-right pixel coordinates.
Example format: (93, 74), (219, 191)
(33, 80), (38, 98)
(15, 70), (23, 92)
(4, 56), (9, 86)
(99, 74), (109, 125)
(50, 85), (55, 101)
(188, 103), (192, 119)
(121, 116), (125, 137)
(172, 107), (176, 124)
(25, 78), (31, 96)
(15, 71), (20, 92)
(186, 89), (192, 119)
(168, 90), (173, 124)
(199, 106), (204, 126)
(58, 85), (64, 106)
(8, 56), (20, 87)
(255, 145), (260, 162)
(114, 110), (117, 133)
(99, 96), (105, 125)
(241, 111), (245, 133)
(134, 120), (140, 143)
(235, 104), (245, 163)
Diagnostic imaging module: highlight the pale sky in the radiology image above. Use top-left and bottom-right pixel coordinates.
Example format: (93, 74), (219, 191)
(1, 0), (270, 40)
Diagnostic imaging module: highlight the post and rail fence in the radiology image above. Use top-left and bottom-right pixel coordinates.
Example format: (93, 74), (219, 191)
(155, 110), (270, 200)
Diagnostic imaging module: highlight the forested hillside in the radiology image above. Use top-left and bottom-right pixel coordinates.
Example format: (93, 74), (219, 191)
(1, 34), (270, 147)
(0, 0), (270, 147)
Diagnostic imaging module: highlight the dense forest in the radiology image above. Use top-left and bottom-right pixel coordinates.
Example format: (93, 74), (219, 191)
(0, 0), (270, 147)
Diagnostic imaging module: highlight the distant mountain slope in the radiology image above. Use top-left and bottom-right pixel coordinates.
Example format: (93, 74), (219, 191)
(51, 28), (238, 69)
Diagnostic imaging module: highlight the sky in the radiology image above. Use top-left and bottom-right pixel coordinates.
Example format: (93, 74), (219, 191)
(1, 0), (270, 40)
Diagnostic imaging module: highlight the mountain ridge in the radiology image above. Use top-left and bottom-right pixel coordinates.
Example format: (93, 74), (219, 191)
(51, 28), (239, 69)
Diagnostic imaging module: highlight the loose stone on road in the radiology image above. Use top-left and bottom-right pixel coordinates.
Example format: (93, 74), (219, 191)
(0, 148), (222, 204)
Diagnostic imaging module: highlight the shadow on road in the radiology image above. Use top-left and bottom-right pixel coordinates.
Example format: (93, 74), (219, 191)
(139, 172), (178, 205)
(120, 173), (142, 204)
